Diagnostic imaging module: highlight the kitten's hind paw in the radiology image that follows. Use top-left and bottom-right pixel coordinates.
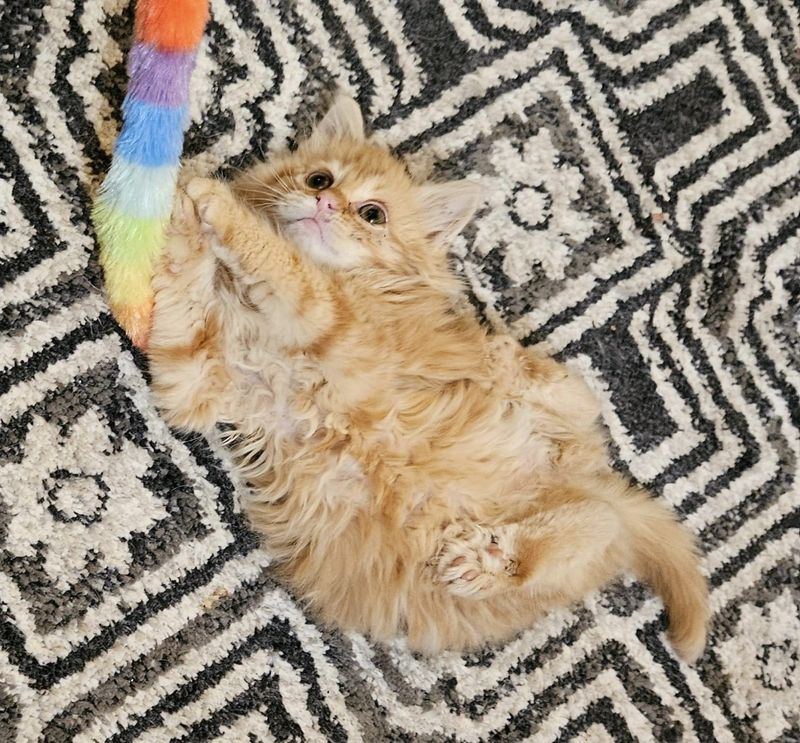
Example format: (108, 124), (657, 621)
(434, 524), (520, 599)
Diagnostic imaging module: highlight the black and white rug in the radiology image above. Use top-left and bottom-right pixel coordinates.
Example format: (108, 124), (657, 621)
(1, 1), (799, 740)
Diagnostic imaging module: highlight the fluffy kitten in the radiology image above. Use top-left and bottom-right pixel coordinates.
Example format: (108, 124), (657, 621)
(147, 95), (710, 661)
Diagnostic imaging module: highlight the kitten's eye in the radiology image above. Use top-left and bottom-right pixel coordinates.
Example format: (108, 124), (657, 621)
(306, 171), (333, 190)
(358, 203), (387, 225)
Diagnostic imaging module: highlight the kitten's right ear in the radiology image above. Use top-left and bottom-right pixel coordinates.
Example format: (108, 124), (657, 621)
(307, 94), (365, 146)
(417, 180), (482, 246)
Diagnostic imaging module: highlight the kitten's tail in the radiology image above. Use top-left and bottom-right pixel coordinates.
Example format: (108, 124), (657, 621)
(619, 486), (710, 663)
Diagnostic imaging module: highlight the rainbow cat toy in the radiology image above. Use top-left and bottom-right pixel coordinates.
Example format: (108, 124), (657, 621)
(93, 0), (210, 348)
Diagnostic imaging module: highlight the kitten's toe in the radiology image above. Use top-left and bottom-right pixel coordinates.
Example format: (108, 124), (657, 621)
(161, 192), (210, 274)
(172, 190), (198, 229)
(186, 176), (221, 204)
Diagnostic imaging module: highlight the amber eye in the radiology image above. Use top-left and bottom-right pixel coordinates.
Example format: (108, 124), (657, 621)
(306, 171), (333, 190)
(358, 203), (387, 225)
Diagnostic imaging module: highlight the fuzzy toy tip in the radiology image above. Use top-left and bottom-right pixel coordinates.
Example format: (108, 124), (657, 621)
(111, 297), (155, 349)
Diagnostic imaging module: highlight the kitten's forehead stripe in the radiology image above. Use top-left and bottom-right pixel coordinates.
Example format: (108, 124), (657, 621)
(313, 143), (409, 183)
(347, 178), (383, 203)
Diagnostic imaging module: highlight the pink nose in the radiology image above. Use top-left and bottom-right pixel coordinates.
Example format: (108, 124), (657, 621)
(316, 193), (338, 212)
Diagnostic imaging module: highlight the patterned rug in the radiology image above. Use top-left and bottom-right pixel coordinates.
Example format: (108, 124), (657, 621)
(1, 0), (799, 740)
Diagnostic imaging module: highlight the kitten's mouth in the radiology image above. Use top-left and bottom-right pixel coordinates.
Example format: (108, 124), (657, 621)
(296, 216), (326, 239)
(285, 216), (335, 257)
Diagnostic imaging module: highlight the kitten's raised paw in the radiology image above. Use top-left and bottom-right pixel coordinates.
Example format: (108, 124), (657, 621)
(186, 177), (236, 239)
(434, 525), (520, 599)
(163, 192), (207, 272)
(171, 191), (199, 231)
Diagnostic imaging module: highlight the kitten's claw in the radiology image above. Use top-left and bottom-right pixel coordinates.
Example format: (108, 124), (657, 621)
(434, 524), (520, 599)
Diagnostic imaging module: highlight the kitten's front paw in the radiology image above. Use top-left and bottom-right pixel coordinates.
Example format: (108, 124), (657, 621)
(186, 177), (237, 240)
(163, 192), (208, 273)
(434, 524), (520, 599)
(172, 191), (199, 230)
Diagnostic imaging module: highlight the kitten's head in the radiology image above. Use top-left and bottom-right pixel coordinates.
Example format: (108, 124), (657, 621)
(234, 95), (481, 274)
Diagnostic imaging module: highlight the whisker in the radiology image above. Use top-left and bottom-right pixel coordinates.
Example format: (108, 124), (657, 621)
(249, 199), (280, 210)
(236, 184), (285, 198)
(261, 162), (295, 193)
(274, 174), (293, 194)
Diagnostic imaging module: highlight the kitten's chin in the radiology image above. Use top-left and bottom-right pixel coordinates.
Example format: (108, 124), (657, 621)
(283, 220), (357, 269)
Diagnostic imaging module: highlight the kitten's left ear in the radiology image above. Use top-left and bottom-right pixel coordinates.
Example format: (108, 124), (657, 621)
(418, 181), (482, 245)
(308, 94), (365, 145)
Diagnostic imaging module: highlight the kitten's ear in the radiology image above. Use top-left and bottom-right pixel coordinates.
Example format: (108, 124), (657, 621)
(309, 94), (365, 145)
(417, 181), (482, 245)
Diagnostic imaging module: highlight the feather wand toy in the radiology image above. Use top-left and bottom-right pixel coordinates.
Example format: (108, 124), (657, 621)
(93, 0), (209, 348)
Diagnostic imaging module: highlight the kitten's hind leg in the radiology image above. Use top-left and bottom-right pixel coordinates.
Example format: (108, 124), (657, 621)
(437, 483), (708, 660)
(434, 492), (621, 601)
(148, 192), (230, 432)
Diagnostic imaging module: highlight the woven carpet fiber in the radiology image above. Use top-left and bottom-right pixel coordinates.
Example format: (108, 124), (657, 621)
(1, 0), (800, 740)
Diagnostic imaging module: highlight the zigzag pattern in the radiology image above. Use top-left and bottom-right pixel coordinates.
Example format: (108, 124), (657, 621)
(0, 1), (798, 740)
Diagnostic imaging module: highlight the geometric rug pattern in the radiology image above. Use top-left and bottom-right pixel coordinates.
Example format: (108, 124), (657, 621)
(1, 1), (798, 739)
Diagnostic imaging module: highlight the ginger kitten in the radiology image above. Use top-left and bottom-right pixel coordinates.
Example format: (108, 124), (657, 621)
(147, 95), (710, 661)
